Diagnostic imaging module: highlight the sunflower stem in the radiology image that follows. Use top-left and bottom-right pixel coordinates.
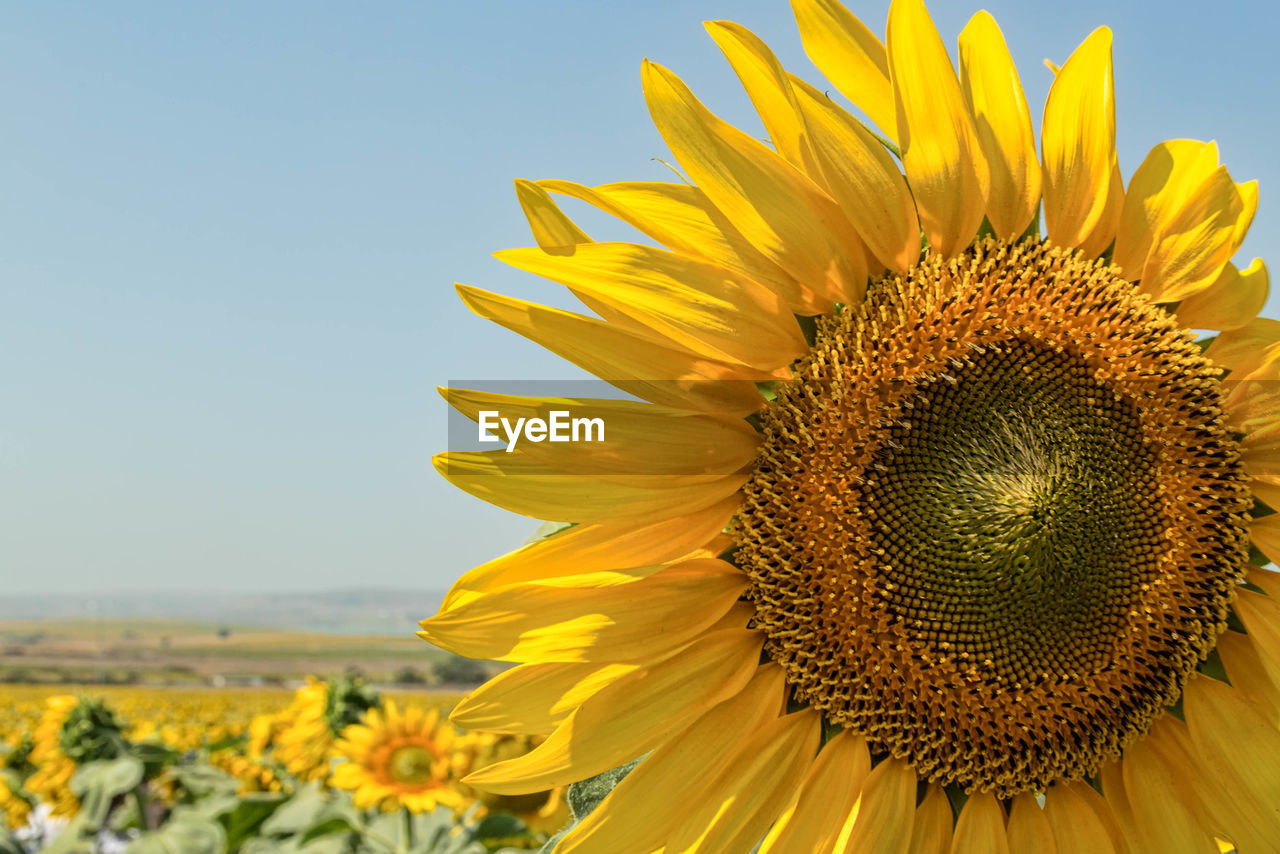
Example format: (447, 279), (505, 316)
(398, 805), (413, 854)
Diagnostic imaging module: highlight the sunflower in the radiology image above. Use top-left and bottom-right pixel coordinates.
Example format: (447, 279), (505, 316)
(456, 732), (570, 837)
(422, 0), (1279, 850)
(331, 701), (466, 813)
(25, 696), (83, 818)
(0, 775), (31, 831)
(273, 675), (382, 783)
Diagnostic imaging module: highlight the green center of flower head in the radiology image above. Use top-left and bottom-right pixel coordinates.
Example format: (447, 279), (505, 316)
(866, 338), (1160, 682)
(389, 744), (437, 785)
(735, 238), (1250, 796)
(58, 699), (127, 765)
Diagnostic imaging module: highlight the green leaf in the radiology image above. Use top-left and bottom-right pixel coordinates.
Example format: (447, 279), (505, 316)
(123, 811), (226, 854)
(473, 812), (526, 841)
(260, 782), (333, 836)
(168, 763), (240, 800)
(299, 816), (358, 845)
(220, 792), (289, 849)
(70, 755), (145, 828)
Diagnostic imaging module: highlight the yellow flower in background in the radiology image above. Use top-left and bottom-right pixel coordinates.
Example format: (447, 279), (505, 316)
(25, 696), (81, 818)
(272, 678), (335, 782)
(0, 775), (30, 831)
(423, 0), (1280, 850)
(331, 701), (465, 813)
(456, 732), (569, 836)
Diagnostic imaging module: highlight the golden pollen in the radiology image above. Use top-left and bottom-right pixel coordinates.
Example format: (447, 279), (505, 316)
(735, 238), (1251, 796)
(388, 744), (437, 785)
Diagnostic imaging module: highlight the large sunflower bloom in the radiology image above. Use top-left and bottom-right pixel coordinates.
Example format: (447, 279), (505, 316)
(423, 0), (1279, 851)
(331, 701), (466, 813)
(25, 696), (82, 819)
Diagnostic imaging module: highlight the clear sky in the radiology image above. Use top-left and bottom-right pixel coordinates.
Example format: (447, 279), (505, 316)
(3, 0), (1276, 595)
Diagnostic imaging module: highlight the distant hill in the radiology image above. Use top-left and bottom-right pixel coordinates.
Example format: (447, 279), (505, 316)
(0, 589), (444, 636)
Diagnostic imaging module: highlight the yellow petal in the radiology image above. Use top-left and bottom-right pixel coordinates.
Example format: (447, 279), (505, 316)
(442, 387), (759, 476)
(538, 179), (814, 314)
(886, 0), (989, 258)
(666, 709), (821, 854)
(494, 242), (805, 371)
(1007, 793), (1056, 854)
(1140, 167), (1250, 303)
(448, 661), (639, 734)
(1104, 734), (1218, 854)
(1207, 316), (1280, 375)
(833, 757), (918, 854)
(789, 74), (919, 273)
(705, 20), (917, 274)
(1233, 589), (1280, 696)
(455, 284), (772, 414)
(417, 558), (748, 663)
(790, 0), (896, 140)
(958, 10), (1040, 241)
(704, 20), (812, 170)
(951, 792), (1009, 854)
(463, 628), (764, 794)
(908, 784), (952, 854)
(1041, 27), (1115, 249)
(1177, 259), (1269, 332)
(556, 664), (787, 854)
(1044, 782), (1119, 854)
(1184, 677), (1280, 850)
(643, 60), (867, 308)
(433, 450), (746, 526)
(759, 731), (871, 854)
(1251, 514), (1280, 566)
(1214, 629), (1280, 718)
(1076, 159), (1124, 260)
(514, 178), (591, 251)
(1113, 140), (1220, 278)
(440, 494), (738, 610)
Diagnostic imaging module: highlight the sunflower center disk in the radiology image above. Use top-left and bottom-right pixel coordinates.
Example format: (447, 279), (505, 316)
(388, 745), (437, 785)
(735, 239), (1251, 796)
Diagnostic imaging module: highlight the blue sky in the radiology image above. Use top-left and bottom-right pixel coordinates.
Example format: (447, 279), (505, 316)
(2, 0), (1276, 595)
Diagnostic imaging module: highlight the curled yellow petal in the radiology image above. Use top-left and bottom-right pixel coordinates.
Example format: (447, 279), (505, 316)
(514, 178), (590, 250)
(642, 59), (867, 308)
(790, 0), (896, 140)
(1177, 259), (1269, 332)
(1140, 167), (1250, 303)
(1041, 27), (1115, 249)
(417, 558), (748, 663)
(887, 0), (989, 258)
(1113, 140), (1220, 278)
(959, 10), (1040, 241)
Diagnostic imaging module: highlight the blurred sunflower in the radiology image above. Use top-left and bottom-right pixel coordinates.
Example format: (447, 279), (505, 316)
(25, 695), (127, 818)
(0, 775), (31, 831)
(423, 0), (1279, 850)
(274, 675), (381, 782)
(331, 701), (466, 813)
(456, 732), (569, 837)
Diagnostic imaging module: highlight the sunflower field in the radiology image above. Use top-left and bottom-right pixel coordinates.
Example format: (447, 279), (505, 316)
(0, 679), (571, 854)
